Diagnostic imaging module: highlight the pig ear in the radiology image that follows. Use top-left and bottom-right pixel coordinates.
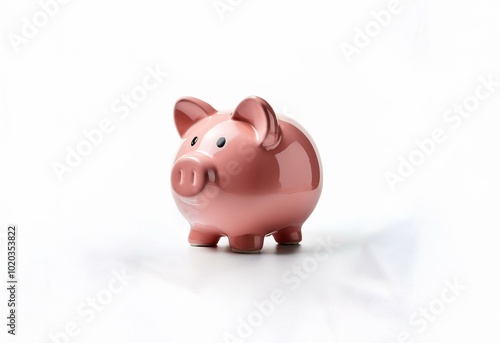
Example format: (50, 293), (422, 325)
(231, 96), (281, 149)
(174, 97), (217, 137)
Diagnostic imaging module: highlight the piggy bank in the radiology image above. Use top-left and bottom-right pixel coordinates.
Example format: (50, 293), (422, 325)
(171, 96), (322, 253)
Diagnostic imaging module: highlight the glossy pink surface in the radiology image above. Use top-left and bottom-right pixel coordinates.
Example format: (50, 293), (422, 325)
(171, 96), (322, 253)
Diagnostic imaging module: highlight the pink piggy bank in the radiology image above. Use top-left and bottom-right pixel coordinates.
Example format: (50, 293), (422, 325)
(171, 96), (322, 253)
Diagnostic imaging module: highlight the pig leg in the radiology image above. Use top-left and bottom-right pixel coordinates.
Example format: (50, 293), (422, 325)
(228, 234), (265, 253)
(273, 225), (302, 245)
(188, 228), (221, 247)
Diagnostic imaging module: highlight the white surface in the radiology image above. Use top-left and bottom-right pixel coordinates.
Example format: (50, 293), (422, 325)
(1, 0), (500, 342)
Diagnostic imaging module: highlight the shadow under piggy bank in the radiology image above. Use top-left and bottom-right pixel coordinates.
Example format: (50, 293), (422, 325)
(137, 218), (422, 299)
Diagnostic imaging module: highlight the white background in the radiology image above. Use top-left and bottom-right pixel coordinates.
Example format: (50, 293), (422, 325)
(1, 0), (500, 342)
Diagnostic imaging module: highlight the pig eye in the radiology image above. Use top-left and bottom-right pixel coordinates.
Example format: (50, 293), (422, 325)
(216, 137), (226, 148)
(191, 136), (198, 146)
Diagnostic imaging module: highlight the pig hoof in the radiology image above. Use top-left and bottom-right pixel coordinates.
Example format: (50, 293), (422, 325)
(273, 226), (302, 245)
(188, 228), (221, 247)
(228, 234), (264, 253)
(231, 248), (261, 254)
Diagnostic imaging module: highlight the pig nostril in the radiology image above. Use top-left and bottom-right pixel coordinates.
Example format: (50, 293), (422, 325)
(179, 169), (184, 184)
(192, 170), (196, 185)
(207, 169), (216, 183)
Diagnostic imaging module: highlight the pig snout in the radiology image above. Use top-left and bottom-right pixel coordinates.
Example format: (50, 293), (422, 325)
(171, 156), (213, 197)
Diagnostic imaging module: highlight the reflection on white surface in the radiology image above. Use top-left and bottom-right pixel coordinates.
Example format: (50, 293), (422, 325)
(28, 216), (460, 343)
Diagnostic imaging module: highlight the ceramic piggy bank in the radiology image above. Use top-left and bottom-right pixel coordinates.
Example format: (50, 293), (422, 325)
(171, 96), (322, 253)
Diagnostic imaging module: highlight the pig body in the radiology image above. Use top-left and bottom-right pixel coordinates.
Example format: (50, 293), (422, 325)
(171, 96), (322, 253)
